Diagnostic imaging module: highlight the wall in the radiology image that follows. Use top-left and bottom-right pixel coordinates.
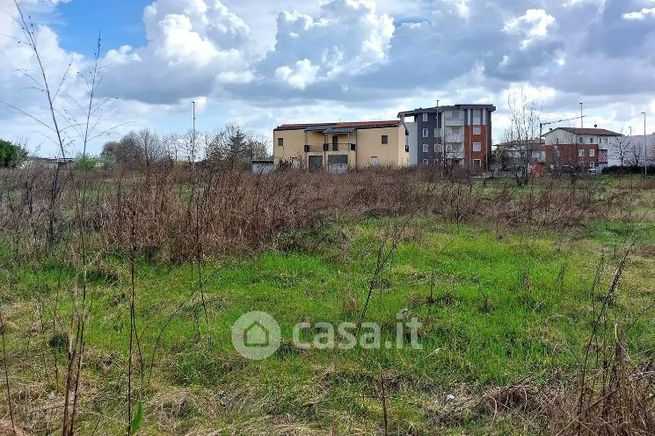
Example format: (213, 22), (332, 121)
(273, 126), (408, 169)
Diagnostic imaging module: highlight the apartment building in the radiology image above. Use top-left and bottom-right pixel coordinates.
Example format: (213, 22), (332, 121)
(607, 134), (655, 167)
(398, 104), (496, 170)
(543, 127), (621, 170)
(273, 120), (409, 171)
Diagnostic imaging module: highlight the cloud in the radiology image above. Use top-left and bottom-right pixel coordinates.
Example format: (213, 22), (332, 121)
(275, 59), (319, 90)
(100, 0), (253, 103)
(2, 0), (655, 156)
(264, 0), (394, 89)
(623, 8), (655, 20)
(503, 9), (557, 49)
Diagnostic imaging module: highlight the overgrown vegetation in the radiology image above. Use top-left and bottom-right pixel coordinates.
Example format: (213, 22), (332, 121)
(0, 164), (654, 434)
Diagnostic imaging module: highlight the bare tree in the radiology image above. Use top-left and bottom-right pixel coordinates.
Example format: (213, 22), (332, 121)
(609, 134), (631, 167)
(628, 139), (643, 166)
(101, 129), (165, 170)
(503, 89), (541, 185)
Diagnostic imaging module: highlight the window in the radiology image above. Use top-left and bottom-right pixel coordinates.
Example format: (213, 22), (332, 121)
(278, 137), (284, 146)
(578, 137), (583, 143)
(473, 126), (482, 135)
(422, 159), (429, 165)
(473, 159), (481, 168)
(423, 113), (428, 122)
(589, 149), (595, 157)
(371, 156), (380, 166)
(472, 110), (482, 125)
(446, 110), (461, 120)
(434, 144), (440, 153)
(381, 135), (388, 145)
(449, 126), (462, 135)
(434, 128), (440, 138)
(578, 149), (585, 158)
(473, 142), (482, 152)
(589, 137), (594, 144)
(434, 159), (439, 165)
(422, 128), (429, 138)
(422, 144), (428, 153)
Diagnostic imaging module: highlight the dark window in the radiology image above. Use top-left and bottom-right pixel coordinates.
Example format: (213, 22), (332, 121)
(332, 136), (339, 151)
(278, 137), (284, 146)
(381, 135), (389, 144)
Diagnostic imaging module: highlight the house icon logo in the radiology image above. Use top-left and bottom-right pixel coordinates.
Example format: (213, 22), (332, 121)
(231, 311), (281, 360)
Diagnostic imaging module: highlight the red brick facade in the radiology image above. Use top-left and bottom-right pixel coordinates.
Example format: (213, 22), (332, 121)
(464, 125), (490, 170)
(545, 143), (599, 168)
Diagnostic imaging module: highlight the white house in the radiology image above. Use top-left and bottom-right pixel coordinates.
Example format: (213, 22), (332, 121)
(608, 134), (655, 167)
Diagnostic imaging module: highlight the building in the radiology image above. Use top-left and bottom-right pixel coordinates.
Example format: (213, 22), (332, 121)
(544, 127), (621, 171)
(251, 159), (275, 175)
(19, 157), (74, 170)
(398, 104), (496, 169)
(607, 134), (655, 167)
(494, 139), (546, 164)
(273, 120), (409, 171)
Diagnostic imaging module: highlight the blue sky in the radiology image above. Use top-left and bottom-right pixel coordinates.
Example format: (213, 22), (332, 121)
(1, 0), (655, 157)
(54, 0), (149, 54)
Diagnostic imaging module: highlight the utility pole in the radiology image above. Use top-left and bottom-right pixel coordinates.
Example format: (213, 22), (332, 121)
(580, 102), (584, 129)
(192, 100), (197, 163)
(643, 111), (647, 175)
(436, 99), (443, 164)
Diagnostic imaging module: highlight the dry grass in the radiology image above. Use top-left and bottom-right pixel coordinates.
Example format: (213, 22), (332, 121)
(0, 166), (617, 261)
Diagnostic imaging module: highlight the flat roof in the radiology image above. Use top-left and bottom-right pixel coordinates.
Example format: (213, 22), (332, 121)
(398, 104), (497, 118)
(274, 120), (400, 132)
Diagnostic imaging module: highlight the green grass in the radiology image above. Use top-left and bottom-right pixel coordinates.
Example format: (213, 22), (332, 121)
(2, 212), (654, 434)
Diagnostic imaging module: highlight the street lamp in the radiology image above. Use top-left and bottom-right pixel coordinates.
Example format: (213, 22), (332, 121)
(580, 103), (584, 129)
(642, 112), (648, 175)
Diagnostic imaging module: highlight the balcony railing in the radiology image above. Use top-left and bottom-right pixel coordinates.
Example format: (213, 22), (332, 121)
(304, 143), (356, 153)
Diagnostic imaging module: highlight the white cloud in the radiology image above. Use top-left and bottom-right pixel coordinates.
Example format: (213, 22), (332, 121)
(503, 9), (557, 49)
(100, 0), (253, 103)
(266, 0), (394, 88)
(623, 8), (655, 20)
(275, 59), (319, 90)
(443, 0), (471, 20)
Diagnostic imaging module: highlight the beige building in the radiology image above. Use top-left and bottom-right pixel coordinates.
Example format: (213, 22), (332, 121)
(273, 120), (409, 171)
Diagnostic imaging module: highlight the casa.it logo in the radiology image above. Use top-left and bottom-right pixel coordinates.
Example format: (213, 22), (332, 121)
(231, 311), (282, 361)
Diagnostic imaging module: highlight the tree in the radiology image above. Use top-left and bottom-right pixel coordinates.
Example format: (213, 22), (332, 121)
(101, 129), (165, 169)
(609, 134), (631, 167)
(503, 89), (541, 185)
(205, 123), (269, 167)
(0, 139), (27, 168)
(74, 153), (101, 170)
(627, 138), (643, 166)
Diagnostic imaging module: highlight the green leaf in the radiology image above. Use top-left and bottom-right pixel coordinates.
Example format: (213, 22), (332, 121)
(130, 401), (144, 434)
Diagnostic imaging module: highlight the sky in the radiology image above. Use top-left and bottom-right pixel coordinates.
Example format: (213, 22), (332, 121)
(1, 0), (655, 157)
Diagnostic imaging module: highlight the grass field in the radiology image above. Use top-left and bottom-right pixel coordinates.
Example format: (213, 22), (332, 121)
(1, 174), (654, 434)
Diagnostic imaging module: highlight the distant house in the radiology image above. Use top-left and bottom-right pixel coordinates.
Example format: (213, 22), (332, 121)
(273, 120), (409, 171)
(608, 134), (655, 167)
(543, 127), (621, 171)
(19, 157), (74, 170)
(495, 139), (545, 164)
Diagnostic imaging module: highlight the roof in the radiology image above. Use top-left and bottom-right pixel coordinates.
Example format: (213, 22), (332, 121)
(398, 104), (496, 118)
(546, 127), (622, 137)
(496, 139), (545, 149)
(274, 120), (399, 132)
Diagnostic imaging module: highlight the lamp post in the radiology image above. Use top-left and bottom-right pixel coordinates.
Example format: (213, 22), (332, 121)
(643, 112), (647, 175)
(580, 102), (584, 129)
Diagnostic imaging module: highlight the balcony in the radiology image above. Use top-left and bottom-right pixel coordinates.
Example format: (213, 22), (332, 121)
(444, 112), (465, 127)
(304, 143), (356, 153)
